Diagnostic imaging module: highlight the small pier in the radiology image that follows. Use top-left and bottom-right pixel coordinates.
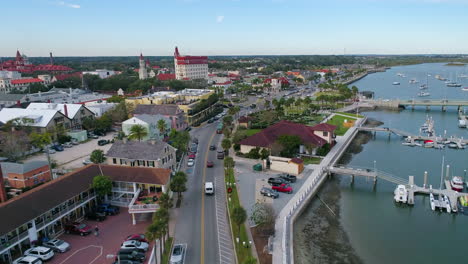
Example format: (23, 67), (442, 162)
(328, 166), (468, 212)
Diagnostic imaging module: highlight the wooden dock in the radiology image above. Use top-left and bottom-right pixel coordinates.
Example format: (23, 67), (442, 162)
(357, 126), (468, 144)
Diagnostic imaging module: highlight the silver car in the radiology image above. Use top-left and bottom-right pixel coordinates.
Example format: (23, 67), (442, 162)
(170, 244), (186, 264)
(43, 239), (70, 253)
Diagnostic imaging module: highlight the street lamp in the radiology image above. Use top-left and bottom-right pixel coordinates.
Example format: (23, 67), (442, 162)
(373, 160), (377, 174)
(106, 254), (120, 264)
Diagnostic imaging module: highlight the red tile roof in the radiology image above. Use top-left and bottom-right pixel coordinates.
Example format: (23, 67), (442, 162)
(53, 72), (82, 81)
(311, 123), (337, 132)
(290, 158), (303, 164)
(11, 78), (43, 85)
(157, 73), (176, 81)
(240, 120), (327, 148)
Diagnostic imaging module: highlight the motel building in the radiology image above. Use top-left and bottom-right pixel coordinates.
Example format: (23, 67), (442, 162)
(0, 164), (171, 264)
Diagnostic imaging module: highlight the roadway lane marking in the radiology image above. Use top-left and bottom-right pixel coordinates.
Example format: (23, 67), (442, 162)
(57, 245), (103, 264)
(201, 129), (217, 264)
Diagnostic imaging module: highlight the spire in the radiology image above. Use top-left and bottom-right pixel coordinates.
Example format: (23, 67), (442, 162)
(16, 50), (22, 61)
(49, 52), (54, 65)
(174, 47), (180, 57)
(140, 53), (144, 60)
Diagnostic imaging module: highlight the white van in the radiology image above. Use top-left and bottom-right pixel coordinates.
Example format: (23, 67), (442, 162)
(205, 182), (214, 195)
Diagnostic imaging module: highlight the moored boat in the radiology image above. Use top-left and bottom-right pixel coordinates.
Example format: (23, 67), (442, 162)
(394, 185), (408, 203)
(458, 196), (468, 215)
(451, 176), (464, 191)
(393, 82), (400, 85)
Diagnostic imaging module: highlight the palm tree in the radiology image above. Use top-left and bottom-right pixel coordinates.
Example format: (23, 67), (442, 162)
(128, 124), (148, 141)
(221, 138), (232, 155)
(157, 119), (167, 138)
(232, 206), (247, 235)
(145, 221), (163, 264)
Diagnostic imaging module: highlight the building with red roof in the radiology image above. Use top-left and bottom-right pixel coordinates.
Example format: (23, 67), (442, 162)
(157, 73), (176, 81)
(51, 72), (82, 82)
(174, 47), (208, 80)
(0, 50), (72, 74)
(239, 120), (336, 155)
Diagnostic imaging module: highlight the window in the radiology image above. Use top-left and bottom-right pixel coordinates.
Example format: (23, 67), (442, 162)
(148, 161), (155, 167)
(323, 131), (328, 137)
(113, 158), (117, 164)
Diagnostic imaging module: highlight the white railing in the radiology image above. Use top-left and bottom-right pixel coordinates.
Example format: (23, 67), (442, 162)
(129, 203), (160, 212)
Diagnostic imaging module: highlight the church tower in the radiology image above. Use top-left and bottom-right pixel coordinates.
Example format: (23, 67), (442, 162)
(138, 53), (148, 80)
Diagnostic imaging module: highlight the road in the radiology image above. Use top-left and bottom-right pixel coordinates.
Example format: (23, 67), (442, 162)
(173, 121), (233, 264)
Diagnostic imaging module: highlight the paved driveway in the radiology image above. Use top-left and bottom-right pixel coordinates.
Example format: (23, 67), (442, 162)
(24, 134), (114, 170)
(49, 211), (152, 264)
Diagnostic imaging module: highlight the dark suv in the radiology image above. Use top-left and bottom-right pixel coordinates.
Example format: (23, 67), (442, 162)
(279, 173), (297, 183)
(267, 177), (287, 186)
(97, 203), (120, 215)
(217, 150), (225, 159)
(85, 210), (107, 221)
(117, 249), (146, 262)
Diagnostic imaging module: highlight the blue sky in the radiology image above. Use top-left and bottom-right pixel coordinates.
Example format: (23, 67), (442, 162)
(2, 0), (468, 56)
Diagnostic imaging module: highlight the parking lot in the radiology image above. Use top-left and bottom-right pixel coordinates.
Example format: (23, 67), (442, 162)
(49, 210), (153, 264)
(234, 157), (313, 224)
(24, 134), (114, 170)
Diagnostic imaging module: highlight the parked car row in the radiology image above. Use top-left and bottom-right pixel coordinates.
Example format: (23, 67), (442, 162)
(13, 238), (71, 264)
(262, 173), (298, 197)
(113, 234), (150, 264)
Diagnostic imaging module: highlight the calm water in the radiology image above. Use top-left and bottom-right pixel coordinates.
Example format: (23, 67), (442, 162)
(297, 63), (468, 264)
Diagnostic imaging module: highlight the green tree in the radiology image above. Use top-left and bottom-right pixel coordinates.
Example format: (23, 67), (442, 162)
(260, 148), (270, 160)
(29, 132), (51, 149)
(276, 135), (302, 158)
(243, 256), (258, 264)
(158, 192), (173, 210)
(232, 206), (247, 235)
(246, 147), (261, 159)
(157, 119), (167, 138)
(128, 124), (148, 141)
(90, 149), (106, 164)
(223, 115), (234, 126)
(91, 175), (112, 198)
(170, 172), (188, 200)
(106, 95), (125, 103)
(146, 219), (164, 264)
(223, 156), (235, 170)
(223, 127), (232, 138)
(316, 143), (331, 156)
(221, 138), (232, 154)
(250, 203), (275, 235)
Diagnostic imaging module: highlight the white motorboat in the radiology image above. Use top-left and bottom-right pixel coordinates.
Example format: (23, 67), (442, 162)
(451, 176), (464, 191)
(447, 82), (462, 87)
(459, 119), (467, 128)
(443, 195), (451, 213)
(462, 87), (468, 92)
(393, 82), (400, 85)
(394, 185), (408, 203)
(448, 143), (458, 149)
(430, 192), (436, 211)
(418, 92), (430, 97)
(409, 79), (418, 84)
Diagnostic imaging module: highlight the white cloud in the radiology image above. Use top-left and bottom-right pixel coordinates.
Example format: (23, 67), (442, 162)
(57, 1), (80, 9)
(216, 15), (225, 23)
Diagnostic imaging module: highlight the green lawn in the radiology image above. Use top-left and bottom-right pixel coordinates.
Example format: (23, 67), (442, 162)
(327, 115), (356, 136)
(302, 157), (323, 165)
(245, 129), (262, 136)
(225, 168), (254, 263)
(335, 112), (364, 118)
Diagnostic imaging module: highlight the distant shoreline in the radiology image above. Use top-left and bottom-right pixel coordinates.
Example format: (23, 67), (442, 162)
(445, 62), (466, 66)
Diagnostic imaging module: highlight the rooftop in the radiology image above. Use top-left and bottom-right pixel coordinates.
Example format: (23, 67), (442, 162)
(1, 160), (49, 175)
(133, 104), (181, 116)
(0, 108), (65, 127)
(106, 140), (176, 161)
(0, 164), (171, 235)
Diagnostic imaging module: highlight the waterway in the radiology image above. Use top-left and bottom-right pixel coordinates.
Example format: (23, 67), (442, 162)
(294, 63), (468, 264)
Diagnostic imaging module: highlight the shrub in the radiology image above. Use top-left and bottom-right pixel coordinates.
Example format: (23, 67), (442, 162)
(233, 144), (240, 151)
(57, 135), (72, 144)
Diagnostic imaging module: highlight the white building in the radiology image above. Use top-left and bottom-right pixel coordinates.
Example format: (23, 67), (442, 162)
(174, 47), (208, 80)
(84, 101), (117, 117)
(82, 69), (116, 79)
(0, 71), (21, 79)
(138, 53), (148, 80)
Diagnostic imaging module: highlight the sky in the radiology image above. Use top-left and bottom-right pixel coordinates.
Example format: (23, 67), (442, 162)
(2, 0), (468, 56)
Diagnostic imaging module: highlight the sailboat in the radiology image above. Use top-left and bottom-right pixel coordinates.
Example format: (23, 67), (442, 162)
(418, 75), (431, 97)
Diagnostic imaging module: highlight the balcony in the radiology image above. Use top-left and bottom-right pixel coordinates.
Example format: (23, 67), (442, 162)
(128, 189), (160, 214)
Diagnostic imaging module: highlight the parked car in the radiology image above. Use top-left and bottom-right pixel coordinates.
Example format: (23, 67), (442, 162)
(117, 249), (146, 262)
(170, 244), (186, 264)
(278, 173), (297, 183)
(121, 240), (149, 252)
(64, 222), (92, 236)
(188, 153), (196, 159)
(71, 139), (79, 145)
(207, 118), (214, 123)
(272, 183), (293, 194)
(42, 239), (70, 253)
(112, 260), (140, 264)
(98, 139), (110, 146)
(87, 132), (99, 139)
(267, 177), (287, 186)
(185, 126), (192, 131)
(97, 203), (120, 215)
(217, 150), (225, 159)
(206, 161), (214, 168)
(83, 159), (92, 165)
(24, 247), (54, 261)
(125, 234), (148, 243)
(12, 256), (42, 264)
(51, 145), (64, 152)
(44, 148), (56, 154)
(192, 138), (199, 144)
(94, 131), (106, 136)
(187, 159), (195, 167)
(62, 142), (73, 148)
(209, 145), (216, 151)
(85, 211), (107, 221)
(260, 187), (279, 199)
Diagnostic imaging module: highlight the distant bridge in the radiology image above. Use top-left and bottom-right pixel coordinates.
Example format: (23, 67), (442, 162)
(362, 99), (468, 111)
(328, 165), (409, 185)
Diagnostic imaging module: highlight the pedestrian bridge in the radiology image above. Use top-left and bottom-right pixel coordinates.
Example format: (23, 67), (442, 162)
(362, 99), (468, 111)
(328, 165), (409, 185)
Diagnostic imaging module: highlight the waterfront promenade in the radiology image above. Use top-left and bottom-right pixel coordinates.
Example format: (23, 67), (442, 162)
(272, 117), (366, 264)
